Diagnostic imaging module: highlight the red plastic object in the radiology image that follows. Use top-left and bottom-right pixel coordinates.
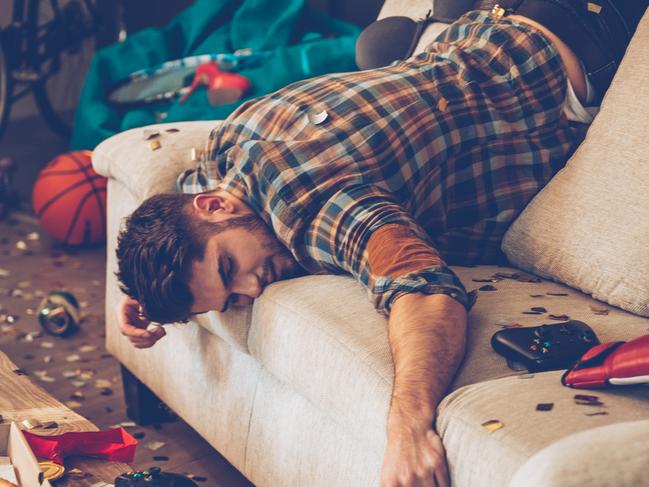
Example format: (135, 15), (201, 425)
(23, 427), (137, 465)
(562, 333), (649, 389)
(179, 61), (250, 105)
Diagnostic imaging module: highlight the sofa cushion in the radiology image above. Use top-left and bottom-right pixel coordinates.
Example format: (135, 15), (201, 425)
(92, 120), (221, 200)
(501, 10), (649, 318)
(245, 264), (649, 453)
(436, 371), (649, 487)
(507, 419), (649, 487)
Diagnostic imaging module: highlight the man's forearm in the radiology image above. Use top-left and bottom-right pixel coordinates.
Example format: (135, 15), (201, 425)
(387, 292), (468, 430)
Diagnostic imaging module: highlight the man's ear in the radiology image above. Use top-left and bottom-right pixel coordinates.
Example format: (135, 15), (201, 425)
(192, 193), (236, 215)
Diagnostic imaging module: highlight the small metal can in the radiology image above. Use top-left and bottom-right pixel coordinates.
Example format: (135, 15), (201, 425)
(37, 291), (80, 337)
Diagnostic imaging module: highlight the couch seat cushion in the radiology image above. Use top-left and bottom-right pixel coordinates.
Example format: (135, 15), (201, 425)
(244, 264), (649, 454)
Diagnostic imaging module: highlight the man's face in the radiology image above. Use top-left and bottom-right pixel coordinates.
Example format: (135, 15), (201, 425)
(188, 193), (302, 314)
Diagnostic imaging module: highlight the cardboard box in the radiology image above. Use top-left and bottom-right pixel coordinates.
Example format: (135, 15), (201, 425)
(0, 423), (52, 487)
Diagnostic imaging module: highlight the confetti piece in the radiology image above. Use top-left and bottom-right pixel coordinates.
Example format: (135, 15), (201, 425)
(80, 369), (96, 379)
(0, 269), (9, 278)
(549, 314), (570, 321)
(481, 419), (504, 432)
(79, 344), (98, 353)
(523, 311), (544, 315)
(153, 456), (169, 461)
(585, 411), (608, 416)
(149, 140), (161, 151)
(120, 421), (137, 428)
(66, 354), (82, 362)
(21, 419), (42, 430)
(165, 128), (180, 133)
(530, 307), (547, 313)
(574, 394), (604, 406)
(95, 379), (112, 388)
(516, 274), (541, 283)
(517, 373), (535, 379)
(437, 97), (448, 112)
(590, 306), (610, 315)
(472, 277), (501, 283)
(41, 341), (55, 349)
(70, 391), (85, 400)
(99, 388), (113, 396)
(143, 129), (160, 140)
(145, 441), (166, 451)
(43, 355), (52, 364)
(13, 368), (28, 376)
(479, 285), (498, 291)
(27, 232), (40, 241)
(536, 403), (554, 411)
(546, 292), (569, 296)
(15, 240), (27, 251)
(494, 272), (519, 279)
(63, 370), (80, 378)
(65, 400), (82, 409)
(42, 421), (58, 429)
(133, 432), (146, 439)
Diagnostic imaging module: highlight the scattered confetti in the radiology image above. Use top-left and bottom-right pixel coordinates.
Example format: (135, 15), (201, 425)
(481, 419), (504, 432)
(536, 403), (554, 411)
(149, 139), (161, 151)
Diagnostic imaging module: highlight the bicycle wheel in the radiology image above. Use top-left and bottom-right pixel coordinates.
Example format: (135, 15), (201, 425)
(0, 36), (11, 141)
(31, 0), (100, 139)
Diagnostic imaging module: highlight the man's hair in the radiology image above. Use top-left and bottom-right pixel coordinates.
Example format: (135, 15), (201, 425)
(115, 192), (259, 324)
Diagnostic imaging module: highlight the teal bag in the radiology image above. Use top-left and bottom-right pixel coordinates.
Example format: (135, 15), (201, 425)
(71, 0), (360, 150)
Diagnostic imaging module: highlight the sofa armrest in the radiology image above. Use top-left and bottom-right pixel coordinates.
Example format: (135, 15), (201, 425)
(92, 120), (222, 200)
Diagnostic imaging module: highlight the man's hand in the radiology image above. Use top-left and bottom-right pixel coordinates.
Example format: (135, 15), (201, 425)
(117, 295), (166, 348)
(381, 417), (449, 487)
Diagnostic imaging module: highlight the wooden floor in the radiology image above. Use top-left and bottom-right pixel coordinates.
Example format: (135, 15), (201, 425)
(0, 114), (254, 486)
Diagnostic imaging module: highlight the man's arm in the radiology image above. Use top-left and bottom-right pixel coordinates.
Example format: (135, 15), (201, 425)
(380, 292), (468, 487)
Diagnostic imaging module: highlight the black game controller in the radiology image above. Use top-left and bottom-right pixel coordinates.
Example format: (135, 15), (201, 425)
(115, 467), (198, 487)
(491, 320), (600, 372)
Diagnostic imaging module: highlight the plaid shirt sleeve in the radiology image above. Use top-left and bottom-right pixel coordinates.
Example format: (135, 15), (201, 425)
(303, 184), (477, 316)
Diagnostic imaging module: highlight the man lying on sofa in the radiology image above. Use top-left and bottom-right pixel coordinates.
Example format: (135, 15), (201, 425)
(113, 2), (646, 486)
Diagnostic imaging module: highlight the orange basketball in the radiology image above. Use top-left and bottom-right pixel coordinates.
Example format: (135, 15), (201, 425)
(32, 150), (107, 246)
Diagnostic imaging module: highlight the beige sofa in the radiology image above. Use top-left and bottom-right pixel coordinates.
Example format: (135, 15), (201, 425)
(93, 1), (649, 486)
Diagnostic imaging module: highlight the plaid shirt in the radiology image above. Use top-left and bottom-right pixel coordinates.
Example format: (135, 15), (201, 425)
(179, 10), (588, 315)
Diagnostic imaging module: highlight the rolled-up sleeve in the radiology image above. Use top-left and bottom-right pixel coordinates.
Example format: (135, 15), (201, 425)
(303, 184), (477, 316)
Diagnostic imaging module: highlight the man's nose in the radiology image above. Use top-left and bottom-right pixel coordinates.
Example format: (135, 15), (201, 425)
(232, 273), (263, 299)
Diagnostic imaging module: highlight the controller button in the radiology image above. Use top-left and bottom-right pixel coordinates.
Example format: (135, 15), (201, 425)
(543, 341), (551, 347)
(541, 347), (549, 353)
(533, 338), (541, 344)
(530, 345), (538, 351)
